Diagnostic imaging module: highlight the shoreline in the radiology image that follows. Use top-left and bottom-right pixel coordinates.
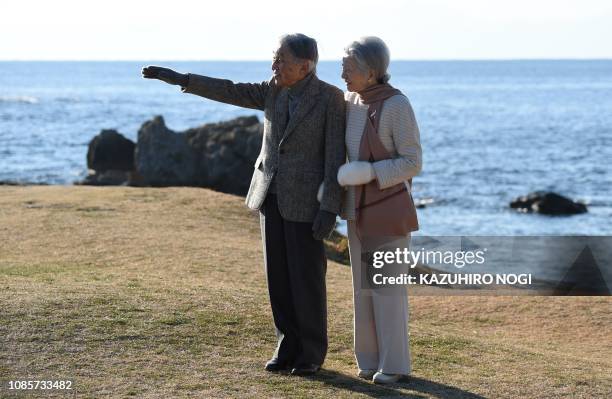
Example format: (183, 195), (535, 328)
(0, 184), (593, 294)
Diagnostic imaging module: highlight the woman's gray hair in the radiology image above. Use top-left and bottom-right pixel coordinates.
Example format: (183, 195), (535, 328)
(344, 36), (391, 84)
(280, 33), (318, 73)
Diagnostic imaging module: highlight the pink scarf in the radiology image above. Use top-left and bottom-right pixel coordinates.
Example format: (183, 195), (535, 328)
(354, 84), (419, 239)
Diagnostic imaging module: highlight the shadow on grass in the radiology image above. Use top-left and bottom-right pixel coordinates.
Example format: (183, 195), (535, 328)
(305, 369), (488, 399)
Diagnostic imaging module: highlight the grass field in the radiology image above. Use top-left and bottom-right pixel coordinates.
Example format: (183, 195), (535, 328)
(1, 185), (610, 398)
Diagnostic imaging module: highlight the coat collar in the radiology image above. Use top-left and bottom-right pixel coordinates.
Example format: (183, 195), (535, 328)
(279, 74), (321, 144)
(287, 71), (315, 100)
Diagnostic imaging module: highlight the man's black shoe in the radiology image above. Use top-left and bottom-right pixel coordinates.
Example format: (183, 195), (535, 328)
(290, 364), (321, 376)
(265, 358), (290, 372)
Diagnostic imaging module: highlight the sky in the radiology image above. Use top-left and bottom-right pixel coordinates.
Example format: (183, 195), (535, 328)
(2, 0), (612, 60)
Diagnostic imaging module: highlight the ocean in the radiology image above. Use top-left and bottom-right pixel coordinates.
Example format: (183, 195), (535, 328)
(1, 60), (611, 236)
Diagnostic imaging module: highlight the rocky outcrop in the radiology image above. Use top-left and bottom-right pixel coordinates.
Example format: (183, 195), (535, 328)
(134, 115), (262, 195)
(79, 130), (135, 186)
(510, 191), (587, 215)
(79, 115), (263, 195)
(133, 116), (200, 187)
(87, 129), (135, 172)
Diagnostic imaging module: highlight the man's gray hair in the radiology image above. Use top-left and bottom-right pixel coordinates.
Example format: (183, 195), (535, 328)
(344, 36), (391, 84)
(280, 33), (318, 73)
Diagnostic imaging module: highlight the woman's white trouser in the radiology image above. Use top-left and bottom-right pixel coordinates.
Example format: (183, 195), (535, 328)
(347, 220), (411, 375)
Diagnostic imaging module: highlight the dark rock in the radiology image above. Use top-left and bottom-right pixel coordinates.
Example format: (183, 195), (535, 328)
(415, 197), (434, 209)
(135, 115), (262, 195)
(0, 180), (48, 186)
(134, 116), (198, 186)
(77, 170), (132, 186)
(87, 129), (135, 172)
(324, 229), (349, 265)
(510, 191), (587, 216)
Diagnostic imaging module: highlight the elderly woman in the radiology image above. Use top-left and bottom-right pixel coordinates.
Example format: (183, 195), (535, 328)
(337, 37), (422, 384)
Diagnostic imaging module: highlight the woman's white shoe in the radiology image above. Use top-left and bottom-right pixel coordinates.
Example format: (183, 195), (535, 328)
(357, 369), (376, 379)
(372, 372), (401, 384)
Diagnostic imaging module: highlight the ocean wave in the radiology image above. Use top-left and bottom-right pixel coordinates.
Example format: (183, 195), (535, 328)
(0, 96), (39, 104)
(55, 97), (81, 103)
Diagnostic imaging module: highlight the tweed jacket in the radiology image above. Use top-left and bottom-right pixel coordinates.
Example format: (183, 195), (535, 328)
(181, 73), (346, 222)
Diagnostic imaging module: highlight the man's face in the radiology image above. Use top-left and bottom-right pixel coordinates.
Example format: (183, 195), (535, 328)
(272, 45), (308, 88)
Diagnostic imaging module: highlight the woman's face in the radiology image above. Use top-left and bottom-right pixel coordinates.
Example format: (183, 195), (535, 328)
(341, 57), (374, 92)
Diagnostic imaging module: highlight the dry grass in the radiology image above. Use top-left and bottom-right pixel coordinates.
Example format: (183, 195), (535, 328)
(0, 186), (610, 398)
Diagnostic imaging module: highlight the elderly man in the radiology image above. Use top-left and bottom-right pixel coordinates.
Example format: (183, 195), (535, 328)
(142, 33), (346, 375)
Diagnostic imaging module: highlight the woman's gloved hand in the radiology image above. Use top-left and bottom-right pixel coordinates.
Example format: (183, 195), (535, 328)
(141, 66), (189, 87)
(337, 161), (376, 186)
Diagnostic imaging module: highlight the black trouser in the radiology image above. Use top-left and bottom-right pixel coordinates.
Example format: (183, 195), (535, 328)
(259, 193), (328, 366)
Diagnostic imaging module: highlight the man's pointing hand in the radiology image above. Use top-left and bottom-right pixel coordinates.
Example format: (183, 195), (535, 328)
(141, 66), (188, 87)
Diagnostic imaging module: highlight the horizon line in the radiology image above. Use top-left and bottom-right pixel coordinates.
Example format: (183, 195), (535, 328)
(1, 57), (611, 62)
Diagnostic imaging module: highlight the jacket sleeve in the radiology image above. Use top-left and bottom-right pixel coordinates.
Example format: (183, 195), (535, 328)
(181, 73), (272, 111)
(319, 88), (347, 215)
(372, 96), (422, 189)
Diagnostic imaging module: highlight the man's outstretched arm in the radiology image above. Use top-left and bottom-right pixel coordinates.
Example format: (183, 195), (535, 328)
(142, 65), (270, 111)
